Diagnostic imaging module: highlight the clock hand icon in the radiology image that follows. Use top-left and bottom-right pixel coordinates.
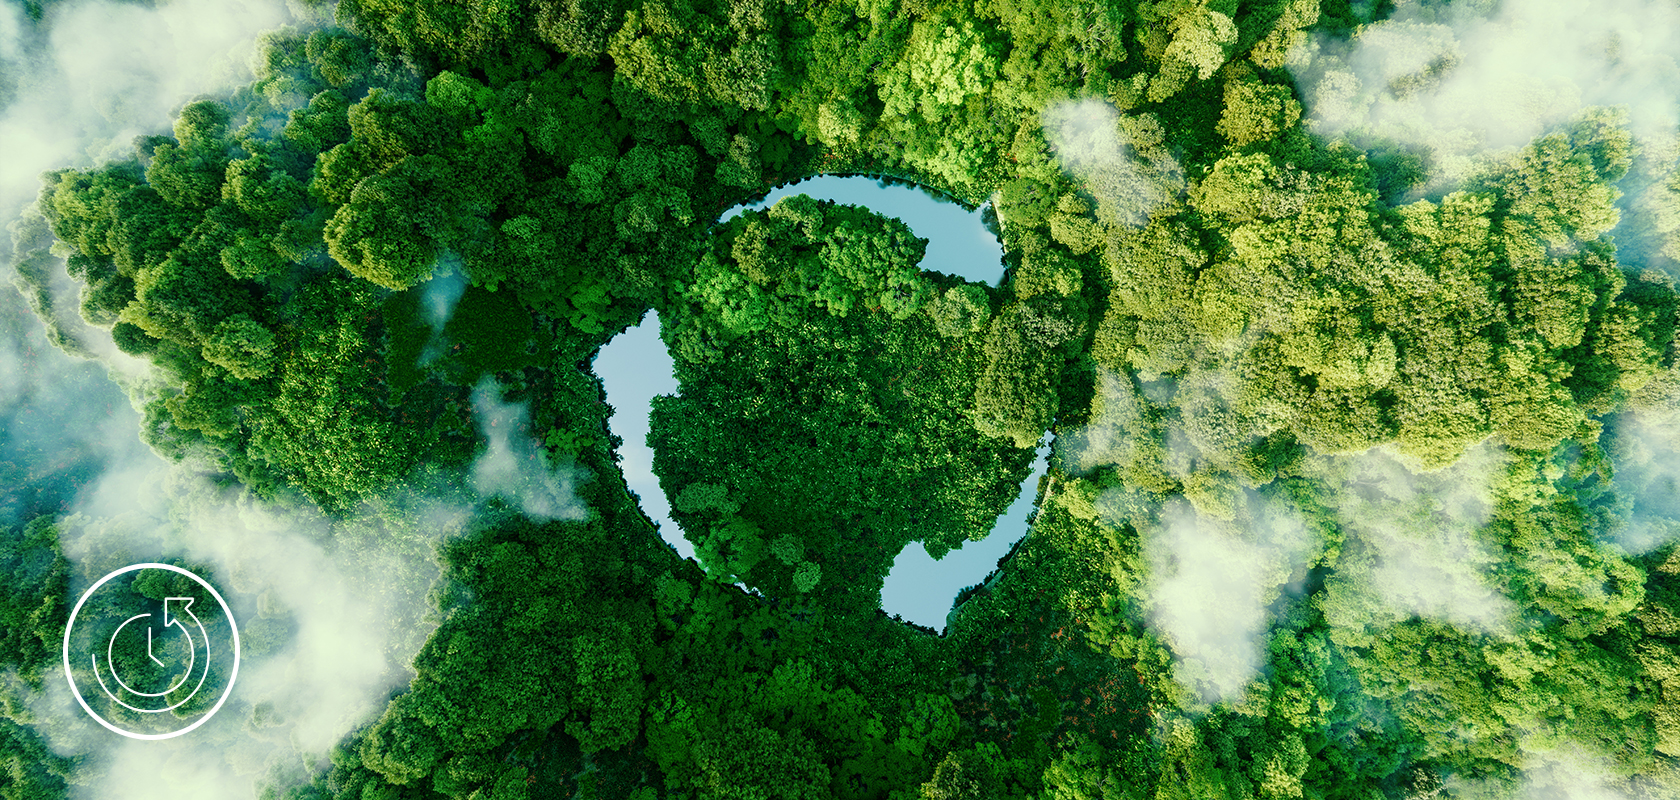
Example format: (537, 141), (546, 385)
(91, 597), (212, 714)
(64, 564), (242, 740)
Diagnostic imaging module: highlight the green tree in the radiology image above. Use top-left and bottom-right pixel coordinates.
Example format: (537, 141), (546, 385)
(1216, 78), (1301, 149)
(0, 516), (69, 687)
(199, 313), (278, 379)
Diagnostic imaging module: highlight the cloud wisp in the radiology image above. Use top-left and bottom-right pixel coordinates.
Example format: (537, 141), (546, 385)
(471, 378), (590, 523)
(21, 440), (463, 798)
(1141, 493), (1319, 708)
(1444, 741), (1637, 800)
(1604, 406), (1680, 554)
(0, 0), (310, 532)
(1290, 0), (1680, 200)
(1059, 367), (1149, 477)
(0, 1), (591, 780)
(416, 256), (467, 365)
(1318, 443), (1516, 636)
(1041, 98), (1184, 228)
(0, 0), (303, 241)
(11, 371), (590, 798)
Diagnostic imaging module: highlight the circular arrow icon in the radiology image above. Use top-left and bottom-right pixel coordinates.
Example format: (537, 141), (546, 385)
(63, 564), (240, 740)
(91, 596), (212, 714)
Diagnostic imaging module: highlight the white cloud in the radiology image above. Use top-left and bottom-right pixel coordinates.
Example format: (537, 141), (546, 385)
(1290, 0), (1680, 197)
(1142, 493), (1318, 707)
(10, 358), (585, 800)
(420, 261), (467, 332)
(416, 258), (467, 365)
(1321, 443), (1515, 634)
(31, 449), (460, 798)
(1605, 406), (1680, 553)
(1041, 98), (1184, 228)
(1, 0), (308, 421)
(1515, 746), (1636, 800)
(0, 0), (302, 231)
(1445, 742), (1636, 800)
(1059, 367), (1146, 476)
(0, 2), (586, 796)
(0, 4), (23, 72)
(0, 267), (154, 526)
(471, 378), (590, 522)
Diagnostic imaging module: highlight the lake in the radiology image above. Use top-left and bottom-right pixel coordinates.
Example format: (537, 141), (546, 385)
(595, 175), (1044, 631)
(721, 175), (1005, 286)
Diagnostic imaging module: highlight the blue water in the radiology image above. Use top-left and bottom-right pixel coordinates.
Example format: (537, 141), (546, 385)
(597, 175), (1028, 630)
(591, 315), (690, 561)
(720, 175), (1006, 286)
(880, 438), (1049, 631)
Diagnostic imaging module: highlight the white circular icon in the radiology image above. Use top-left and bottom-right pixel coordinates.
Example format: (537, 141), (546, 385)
(62, 563), (240, 740)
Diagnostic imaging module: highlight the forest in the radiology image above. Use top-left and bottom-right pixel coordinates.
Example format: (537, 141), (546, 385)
(5, 0), (1680, 796)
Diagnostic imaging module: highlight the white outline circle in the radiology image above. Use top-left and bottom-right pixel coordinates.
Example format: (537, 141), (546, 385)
(62, 563), (241, 740)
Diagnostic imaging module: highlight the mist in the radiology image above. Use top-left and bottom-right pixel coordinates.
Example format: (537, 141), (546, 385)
(417, 258), (468, 365)
(16, 434), (462, 797)
(470, 378), (590, 523)
(5, 368), (587, 798)
(1289, 0), (1680, 226)
(0, 277), (145, 526)
(421, 263), (467, 331)
(1074, 368), (1515, 702)
(1604, 405), (1680, 554)
(0, 2), (486, 795)
(1059, 367), (1146, 476)
(1443, 742), (1637, 800)
(1318, 443), (1515, 635)
(0, 0), (308, 245)
(1291, 0), (1680, 147)
(1041, 97), (1184, 228)
(1065, 367), (1321, 706)
(0, 0), (309, 523)
(1140, 493), (1319, 707)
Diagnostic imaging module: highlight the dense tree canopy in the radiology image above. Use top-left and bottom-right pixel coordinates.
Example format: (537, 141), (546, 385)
(6, 0), (1680, 797)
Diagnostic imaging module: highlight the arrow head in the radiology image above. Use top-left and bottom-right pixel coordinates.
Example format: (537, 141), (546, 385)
(163, 597), (194, 631)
